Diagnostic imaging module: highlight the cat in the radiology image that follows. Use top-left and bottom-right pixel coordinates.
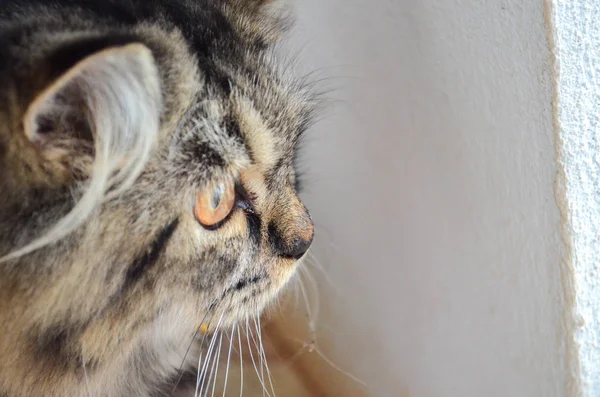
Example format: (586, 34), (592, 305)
(0, 1), (317, 396)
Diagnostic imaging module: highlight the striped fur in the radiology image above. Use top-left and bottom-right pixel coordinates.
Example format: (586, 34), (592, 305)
(0, 1), (317, 396)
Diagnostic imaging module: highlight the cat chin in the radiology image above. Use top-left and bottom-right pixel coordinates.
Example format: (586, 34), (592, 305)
(187, 256), (302, 336)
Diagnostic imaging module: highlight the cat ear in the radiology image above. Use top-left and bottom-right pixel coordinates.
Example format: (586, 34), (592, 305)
(224, 0), (291, 45)
(24, 43), (162, 186)
(5, 43), (162, 261)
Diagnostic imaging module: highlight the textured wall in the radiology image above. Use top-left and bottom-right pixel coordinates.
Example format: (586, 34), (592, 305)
(288, 0), (572, 396)
(552, 0), (600, 395)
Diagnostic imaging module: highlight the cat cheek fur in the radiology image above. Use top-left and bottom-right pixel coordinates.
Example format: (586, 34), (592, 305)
(0, 0), (317, 396)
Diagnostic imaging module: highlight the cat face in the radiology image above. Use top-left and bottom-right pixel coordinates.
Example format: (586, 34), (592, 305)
(0, 0), (316, 394)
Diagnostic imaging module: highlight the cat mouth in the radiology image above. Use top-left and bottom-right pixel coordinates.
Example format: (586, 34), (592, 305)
(224, 274), (264, 294)
(203, 259), (301, 330)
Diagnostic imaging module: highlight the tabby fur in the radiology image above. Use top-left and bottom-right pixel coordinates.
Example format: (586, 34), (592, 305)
(0, 1), (316, 396)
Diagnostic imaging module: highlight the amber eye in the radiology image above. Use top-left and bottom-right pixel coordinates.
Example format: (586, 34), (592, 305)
(194, 180), (236, 228)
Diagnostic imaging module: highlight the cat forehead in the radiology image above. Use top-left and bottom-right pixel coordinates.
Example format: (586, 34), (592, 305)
(213, 53), (314, 158)
(231, 94), (295, 171)
(232, 78), (314, 170)
(169, 91), (304, 186)
(175, 98), (292, 177)
(181, 76), (311, 167)
(163, 38), (315, 185)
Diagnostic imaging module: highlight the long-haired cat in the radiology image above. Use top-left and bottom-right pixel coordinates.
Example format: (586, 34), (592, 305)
(0, 1), (316, 396)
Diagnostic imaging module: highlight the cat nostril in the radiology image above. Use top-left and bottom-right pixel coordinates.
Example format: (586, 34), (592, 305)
(268, 223), (314, 260)
(288, 235), (313, 260)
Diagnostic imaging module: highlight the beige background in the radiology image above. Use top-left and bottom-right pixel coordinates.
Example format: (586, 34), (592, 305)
(210, 0), (579, 395)
(276, 0), (568, 396)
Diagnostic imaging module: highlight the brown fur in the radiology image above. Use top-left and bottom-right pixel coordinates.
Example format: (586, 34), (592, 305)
(0, 1), (317, 396)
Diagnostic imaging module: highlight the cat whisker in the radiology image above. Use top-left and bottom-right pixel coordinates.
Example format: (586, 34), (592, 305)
(174, 330), (199, 387)
(221, 326), (235, 397)
(283, 341), (310, 364)
(305, 250), (337, 292)
(196, 313), (224, 397)
(297, 268), (318, 337)
(255, 318), (266, 397)
(255, 316), (276, 397)
(206, 331), (223, 397)
(295, 252), (367, 389)
(196, 334), (214, 397)
(286, 336), (368, 389)
(195, 318), (215, 396)
(244, 316), (272, 397)
(310, 345), (368, 389)
(198, 332), (218, 397)
(237, 323), (244, 397)
(247, 316), (274, 397)
(173, 305), (216, 394)
(271, 295), (284, 317)
(290, 275), (301, 309)
(224, 323), (243, 359)
(248, 317), (265, 397)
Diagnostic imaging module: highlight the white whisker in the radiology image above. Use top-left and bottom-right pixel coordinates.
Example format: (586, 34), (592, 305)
(302, 266), (320, 323)
(197, 332), (217, 397)
(207, 331), (224, 397)
(301, 265), (320, 308)
(196, 314), (224, 397)
(244, 316), (272, 397)
(305, 251), (336, 291)
(195, 322), (213, 397)
(297, 270), (317, 336)
(222, 327), (235, 397)
(172, 328), (201, 394)
(290, 276), (301, 308)
(237, 324), (244, 397)
(255, 316), (276, 397)
(199, 331), (219, 397)
(286, 336), (368, 389)
(255, 319), (266, 397)
(312, 346), (368, 388)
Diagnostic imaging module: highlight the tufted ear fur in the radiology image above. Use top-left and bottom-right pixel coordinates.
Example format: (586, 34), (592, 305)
(4, 43), (162, 261)
(222, 0), (292, 45)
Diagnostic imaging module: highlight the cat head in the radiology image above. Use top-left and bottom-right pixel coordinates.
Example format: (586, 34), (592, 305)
(0, 0), (315, 389)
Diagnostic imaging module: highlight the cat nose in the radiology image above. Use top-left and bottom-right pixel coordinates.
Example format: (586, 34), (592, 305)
(287, 232), (314, 260)
(269, 214), (314, 260)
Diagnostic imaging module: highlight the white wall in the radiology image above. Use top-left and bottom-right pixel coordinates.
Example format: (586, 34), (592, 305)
(553, 0), (600, 395)
(290, 0), (573, 396)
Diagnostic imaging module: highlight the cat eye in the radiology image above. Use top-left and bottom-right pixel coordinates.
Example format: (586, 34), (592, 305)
(194, 180), (236, 228)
